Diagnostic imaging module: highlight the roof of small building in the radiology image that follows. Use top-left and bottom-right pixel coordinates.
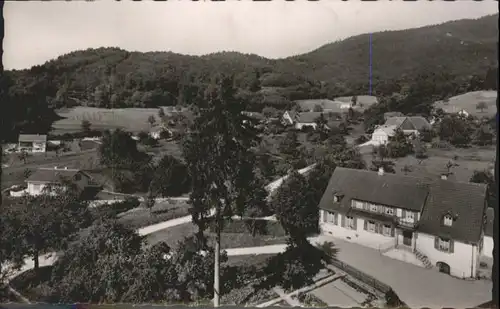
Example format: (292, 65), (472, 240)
(26, 167), (87, 184)
(19, 134), (47, 142)
(318, 167), (488, 244)
(384, 116), (431, 132)
(242, 111), (265, 120)
(373, 125), (397, 136)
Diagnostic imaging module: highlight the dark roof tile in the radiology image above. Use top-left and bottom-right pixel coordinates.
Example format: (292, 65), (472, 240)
(19, 134), (47, 142)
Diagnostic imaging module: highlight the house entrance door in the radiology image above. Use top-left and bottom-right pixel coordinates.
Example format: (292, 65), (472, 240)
(402, 231), (412, 246)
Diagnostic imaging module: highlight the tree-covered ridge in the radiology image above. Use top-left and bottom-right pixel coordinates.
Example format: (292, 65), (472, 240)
(1, 14), (497, 142)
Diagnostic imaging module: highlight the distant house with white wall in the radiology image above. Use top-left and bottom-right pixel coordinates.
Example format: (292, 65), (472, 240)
(18, 134), (47, 153)
(483, 208), (494, 259)
(371, 125), (397, 145)
(23, 167), (99, 196)
(318, 167), (488, 279)
(282, 111), (323, 130)
(149, 125), (171, 140)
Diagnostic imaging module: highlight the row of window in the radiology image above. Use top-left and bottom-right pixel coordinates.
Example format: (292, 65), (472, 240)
(351, 199), (417, 222)
(323, 211), (394, 237)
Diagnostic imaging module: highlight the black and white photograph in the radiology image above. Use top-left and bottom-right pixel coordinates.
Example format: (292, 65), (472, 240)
(0, 1), (498, 308)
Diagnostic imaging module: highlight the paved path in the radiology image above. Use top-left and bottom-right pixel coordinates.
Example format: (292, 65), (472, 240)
(315, 235), (492, 308)
(273, 287), (301, 307)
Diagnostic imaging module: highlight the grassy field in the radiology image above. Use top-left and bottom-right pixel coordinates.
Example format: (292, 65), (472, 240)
(52, 106), (187, 134)
(361, 146), (495, 183)
(433, 90), (497, 118)
(117, 200), (192, 230)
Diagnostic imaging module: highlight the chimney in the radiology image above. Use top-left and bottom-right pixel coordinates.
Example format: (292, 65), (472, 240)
(64, 167), (68, 170)
(378, 167), (384, 176)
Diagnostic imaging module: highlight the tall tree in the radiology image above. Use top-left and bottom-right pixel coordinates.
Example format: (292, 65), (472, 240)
(470, 170), (497, 209)
(150, 154), (191, 197)
(1, 183), (91, 274)
(182, 74), (263, 307)
(278, 130), (306, 170)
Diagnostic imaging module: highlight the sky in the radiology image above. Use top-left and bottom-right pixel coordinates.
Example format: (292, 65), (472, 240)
(3, 1), (498, 70)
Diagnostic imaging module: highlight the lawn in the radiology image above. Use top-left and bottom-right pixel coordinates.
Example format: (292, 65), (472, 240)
(362, 146), (495, 183)
(433, 90), (497, 118)
(117, 199), (192, 229)
(145, 219), (288, 249)
(52, 106), (188, 134)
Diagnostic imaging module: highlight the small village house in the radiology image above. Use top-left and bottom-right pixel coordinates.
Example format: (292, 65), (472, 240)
(21, 167), (100, 197)
(18, 134), (47, 153)
(384, 116), (432, 136)
(369, 116), (432, 145)
(318, 167), (488, 279)
(371, 125), (397, 145)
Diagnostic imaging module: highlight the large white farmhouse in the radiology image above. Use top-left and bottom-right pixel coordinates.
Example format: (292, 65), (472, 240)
(371, 125), (397, 145)
(318, 167), (488, 279)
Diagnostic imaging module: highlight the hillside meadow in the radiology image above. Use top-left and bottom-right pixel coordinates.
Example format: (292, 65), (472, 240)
(51, 106), (181, 134)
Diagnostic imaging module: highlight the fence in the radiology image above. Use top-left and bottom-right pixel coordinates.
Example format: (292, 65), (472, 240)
(330, 258), (391, 294)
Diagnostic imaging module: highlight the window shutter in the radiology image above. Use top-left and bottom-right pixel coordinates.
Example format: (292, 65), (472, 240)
(334, 214), (338, 225)
(353, 217), (357, 230)
(323, 211), (327, 223)
(341, 215), (346, 227)
(391, 226), (395, 237)
(363, 202), (369, 210)
(449, 240), (454, 253)
(364, 220), (368, 230)
(434, 237), (439, 250)
(402, 209), (407, 218)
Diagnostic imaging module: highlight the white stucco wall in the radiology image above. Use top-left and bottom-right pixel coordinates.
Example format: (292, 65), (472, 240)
(27, 182), (50, 196)
(319, 211), (396, 251)
(483, 236), (493, 258)
(416, 232), (478, 278)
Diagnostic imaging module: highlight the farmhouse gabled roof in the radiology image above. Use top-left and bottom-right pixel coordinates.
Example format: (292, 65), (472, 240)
(19, 134), (47, 142)
(384, 116), (431, 131)
(26, 168), (87, 184)
(417, 179), (487, 244)
(318, 167), (487, 244)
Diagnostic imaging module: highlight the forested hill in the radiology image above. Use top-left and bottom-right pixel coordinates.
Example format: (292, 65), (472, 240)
(1, 14), (498, 141)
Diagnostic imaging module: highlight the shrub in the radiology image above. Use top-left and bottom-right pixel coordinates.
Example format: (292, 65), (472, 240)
(431, 140), (452, 150)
